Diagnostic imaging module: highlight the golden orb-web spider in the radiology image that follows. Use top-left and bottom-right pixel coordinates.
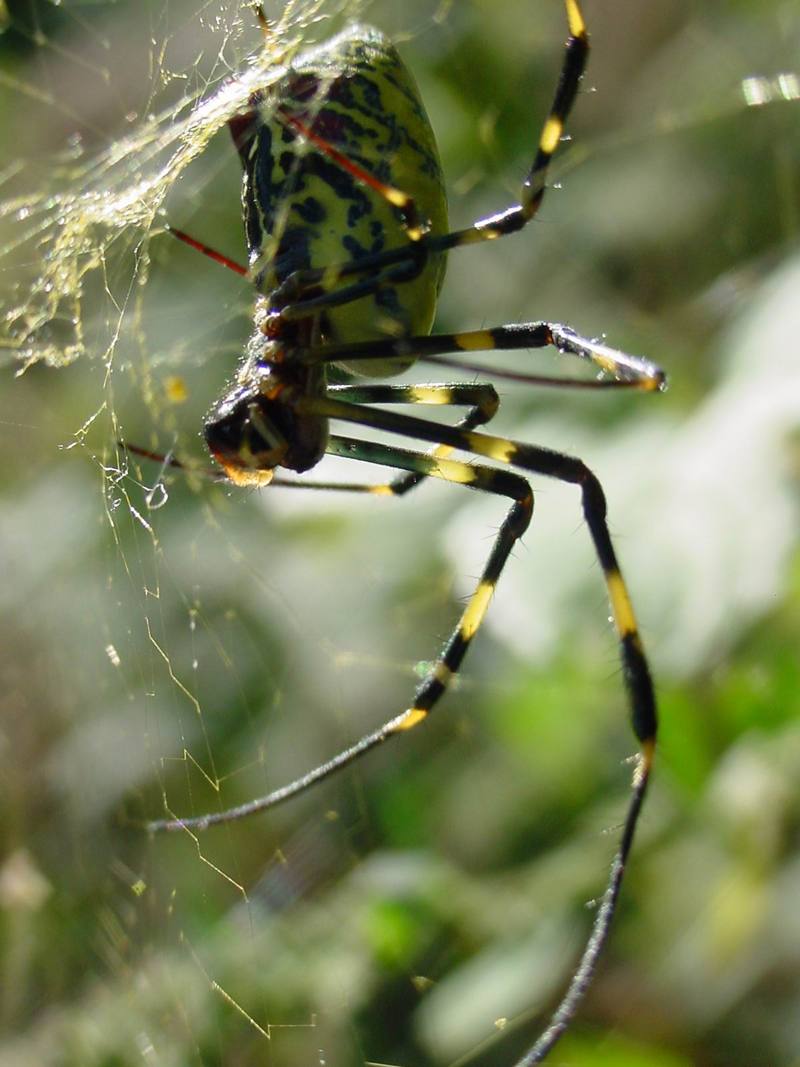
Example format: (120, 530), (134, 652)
(138, 2), (664, 1059)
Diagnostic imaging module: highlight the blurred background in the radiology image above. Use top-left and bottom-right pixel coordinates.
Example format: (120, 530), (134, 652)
(1, 1), (799, 1065)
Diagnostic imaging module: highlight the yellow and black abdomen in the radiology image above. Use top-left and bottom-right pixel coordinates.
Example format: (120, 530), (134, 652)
(231, 24), (448, 377)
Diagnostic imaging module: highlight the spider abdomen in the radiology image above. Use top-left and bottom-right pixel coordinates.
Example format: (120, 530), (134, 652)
(231, 24), (449, 377)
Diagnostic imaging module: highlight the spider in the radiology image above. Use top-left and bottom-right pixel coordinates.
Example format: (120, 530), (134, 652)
(138, 1), (663, 1060)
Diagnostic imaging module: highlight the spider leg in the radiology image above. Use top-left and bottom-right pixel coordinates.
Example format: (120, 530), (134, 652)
(273, 252), (427, 321)
(147, 436), (532, 835)
(306, 393), (656, 747)
(322, 381), (498, 496)
(165, 226), (248, 275)
(255, 380), (495, 494)
(148, 389), (656, 1059)
(300, 394), (656, 1065)
(297, 321), (665, 391)
(441, 0), (590, 247)
(517, 764), (650, 1065)
(388, 0), (589, 257)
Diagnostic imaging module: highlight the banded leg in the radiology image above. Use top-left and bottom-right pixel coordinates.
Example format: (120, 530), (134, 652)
(147, 435), (533, 835)
(323, 381), (499, 496)
(304, 390), (657, 748)
(297, 394), (656, 1065)
(300, 321), (665, 391)
(415, 0), (590, 250)
(149, 393), (655, 1060)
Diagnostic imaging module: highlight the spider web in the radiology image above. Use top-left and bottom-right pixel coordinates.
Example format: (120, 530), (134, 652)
(2, 2), (800, 1066)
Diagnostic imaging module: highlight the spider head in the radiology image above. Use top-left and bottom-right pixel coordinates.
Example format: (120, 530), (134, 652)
(204, 360), (328, 485)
